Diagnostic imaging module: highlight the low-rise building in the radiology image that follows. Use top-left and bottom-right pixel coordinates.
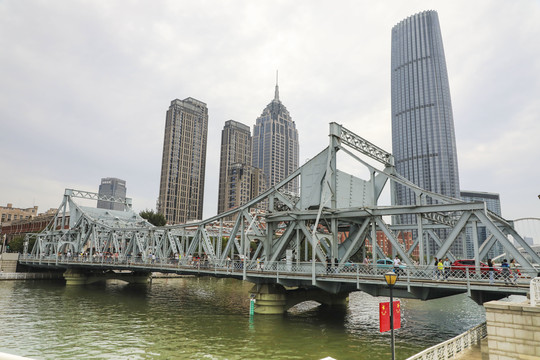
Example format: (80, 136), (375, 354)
(0, 203), (38, 224)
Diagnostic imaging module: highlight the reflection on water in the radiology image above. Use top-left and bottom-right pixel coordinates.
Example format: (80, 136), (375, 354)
(0, 277), (485, 360)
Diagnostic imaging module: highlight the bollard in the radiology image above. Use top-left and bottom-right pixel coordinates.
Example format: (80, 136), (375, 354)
(249, 295), (256, 316)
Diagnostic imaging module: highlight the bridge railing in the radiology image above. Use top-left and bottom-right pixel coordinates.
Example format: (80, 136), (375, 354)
(405, 322), (487, 360)
(20, 254), (538, 286)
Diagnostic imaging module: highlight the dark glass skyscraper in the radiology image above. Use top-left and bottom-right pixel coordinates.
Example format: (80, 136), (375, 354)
(391, 11), (460, 212)
(97, 177), (126, 211)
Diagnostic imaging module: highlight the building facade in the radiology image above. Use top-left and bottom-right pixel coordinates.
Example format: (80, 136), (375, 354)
(461, 190), (503, 258)
(158, 98), (208, 224)
(364, 231), (418, 260)
(97, 177), (127, 211)
(0, 204), (38, 224)
(391, 10), (461, 211)
(252, 81), (299, 194)
(217, 120), (252, 214)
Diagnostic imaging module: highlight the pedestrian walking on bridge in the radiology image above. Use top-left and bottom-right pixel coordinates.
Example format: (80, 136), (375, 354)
(501, 259), (510, 285)
(437, 259), (444, 281)
(443, 257), (451, 281)
(488, 259), (495, 285)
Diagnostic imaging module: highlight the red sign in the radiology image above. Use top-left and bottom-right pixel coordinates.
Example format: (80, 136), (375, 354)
(379, 302), (390, 332)
(379, 301), (401, 332)
(393, 301), (401, 329)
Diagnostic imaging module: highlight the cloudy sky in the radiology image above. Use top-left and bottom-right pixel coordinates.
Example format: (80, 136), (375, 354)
(1, 0), (539, 222)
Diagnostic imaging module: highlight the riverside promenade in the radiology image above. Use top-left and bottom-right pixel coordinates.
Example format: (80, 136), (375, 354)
(454, 340), (488, 360)
(406, 280), (540, 360)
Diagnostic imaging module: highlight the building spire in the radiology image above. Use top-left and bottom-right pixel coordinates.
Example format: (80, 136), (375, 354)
(274, 70), (279, 101)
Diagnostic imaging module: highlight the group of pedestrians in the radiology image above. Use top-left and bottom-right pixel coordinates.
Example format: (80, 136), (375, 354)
(430, 256), (520, 285)
(499, 258), (519, 285)
(433, 257), (451, 281)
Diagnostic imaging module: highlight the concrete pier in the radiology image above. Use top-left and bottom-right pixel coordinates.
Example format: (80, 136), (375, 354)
(63, 269), (151, 285)
(249, 284), (349, 314)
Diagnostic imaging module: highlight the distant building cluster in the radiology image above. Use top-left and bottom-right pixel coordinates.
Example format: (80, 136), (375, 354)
(0, 205), (57, 246)
(364, 231), (419, 260)
(157, 78), (299, 225)
(0, 203), (38, 224)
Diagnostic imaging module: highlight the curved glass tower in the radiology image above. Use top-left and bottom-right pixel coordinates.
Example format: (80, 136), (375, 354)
(391, 10), (460, 214)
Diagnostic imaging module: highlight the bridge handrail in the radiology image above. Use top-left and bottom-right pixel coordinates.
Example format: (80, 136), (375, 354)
(405, 322), (487, 360)
(18, 254), (539, 287)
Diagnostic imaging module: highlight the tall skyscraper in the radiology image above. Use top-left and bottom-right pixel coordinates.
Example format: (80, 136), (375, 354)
(97, 177), (126, 211)
(252, 79), (299, 194)
(218, 120), (252, 214)
(158, 98), (208, 224)
(391, 11), (460, 211)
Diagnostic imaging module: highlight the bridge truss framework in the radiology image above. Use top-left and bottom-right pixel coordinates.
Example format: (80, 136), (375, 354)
(26, 123), (540, 287)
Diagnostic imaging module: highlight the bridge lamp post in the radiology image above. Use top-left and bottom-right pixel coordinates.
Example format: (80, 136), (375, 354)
(384, 271), (397, 360)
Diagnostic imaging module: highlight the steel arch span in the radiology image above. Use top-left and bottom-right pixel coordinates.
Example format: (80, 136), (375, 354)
(24, 122), (540, 284)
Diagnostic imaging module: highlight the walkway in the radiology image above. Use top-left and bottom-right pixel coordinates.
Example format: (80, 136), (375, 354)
(453, 339), (488, 360)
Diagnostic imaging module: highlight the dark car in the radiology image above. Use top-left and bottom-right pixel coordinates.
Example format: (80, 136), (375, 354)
(450, 259), (501, 278)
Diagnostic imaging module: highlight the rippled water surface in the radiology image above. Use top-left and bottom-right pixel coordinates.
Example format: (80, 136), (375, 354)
(0, 277), (485, 359)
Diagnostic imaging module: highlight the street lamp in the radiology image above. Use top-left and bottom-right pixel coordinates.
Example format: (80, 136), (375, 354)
(384, 271), (398, 360)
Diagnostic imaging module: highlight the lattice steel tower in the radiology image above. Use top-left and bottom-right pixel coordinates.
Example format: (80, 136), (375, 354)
(391, 11), (461, 216)
(158, 98), (208, 224)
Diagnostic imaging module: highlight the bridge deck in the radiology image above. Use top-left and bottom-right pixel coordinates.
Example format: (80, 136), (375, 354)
(20, 256), (531, 303)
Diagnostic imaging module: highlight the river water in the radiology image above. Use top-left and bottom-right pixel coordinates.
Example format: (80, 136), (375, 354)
(0, 277), (486, 360)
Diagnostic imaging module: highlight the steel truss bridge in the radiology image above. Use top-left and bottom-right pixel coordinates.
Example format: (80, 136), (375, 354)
(21, 123), (540, 313)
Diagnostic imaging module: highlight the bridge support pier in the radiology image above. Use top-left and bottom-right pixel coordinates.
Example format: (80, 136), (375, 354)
(250, 284), (288, 314)
(249, 284), (350, 314)
(63, 269), (89, 285)
(63, 269), (151, 285)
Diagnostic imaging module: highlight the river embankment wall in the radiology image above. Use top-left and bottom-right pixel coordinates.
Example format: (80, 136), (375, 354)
(485, 299), (540, 359)
(0, 253), (19, 272)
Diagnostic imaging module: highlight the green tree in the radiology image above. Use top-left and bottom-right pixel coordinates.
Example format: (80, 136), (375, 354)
(139, 209), (166, 226)
(7, 235), (25, 253)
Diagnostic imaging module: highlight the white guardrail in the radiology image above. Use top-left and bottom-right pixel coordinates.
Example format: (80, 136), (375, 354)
(405, 322), (487, 360)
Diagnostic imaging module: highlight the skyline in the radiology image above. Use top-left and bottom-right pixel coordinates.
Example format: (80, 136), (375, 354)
(1, 1), (539, 222)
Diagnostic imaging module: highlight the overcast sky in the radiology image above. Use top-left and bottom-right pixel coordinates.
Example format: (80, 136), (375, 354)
(1, 0), (539, 223)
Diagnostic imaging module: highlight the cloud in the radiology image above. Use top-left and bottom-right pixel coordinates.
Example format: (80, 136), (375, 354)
(1, 0), (539, 221)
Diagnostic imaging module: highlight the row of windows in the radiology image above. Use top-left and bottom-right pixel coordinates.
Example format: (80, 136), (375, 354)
(1, 214), (32, 221)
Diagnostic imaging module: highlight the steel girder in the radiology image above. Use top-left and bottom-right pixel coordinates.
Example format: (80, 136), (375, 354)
(26, 123), (540, 274)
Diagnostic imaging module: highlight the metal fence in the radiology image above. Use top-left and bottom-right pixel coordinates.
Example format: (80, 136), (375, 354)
(405, 322), (487, 360)
(19, 254), (538, 287)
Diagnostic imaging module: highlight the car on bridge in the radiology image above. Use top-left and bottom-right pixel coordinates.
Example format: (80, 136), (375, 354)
(450, 259), (502, 278)
(376, 258), (406, 275)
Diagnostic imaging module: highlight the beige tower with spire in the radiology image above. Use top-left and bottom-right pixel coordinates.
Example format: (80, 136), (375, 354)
(251, 76), (299, 194)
